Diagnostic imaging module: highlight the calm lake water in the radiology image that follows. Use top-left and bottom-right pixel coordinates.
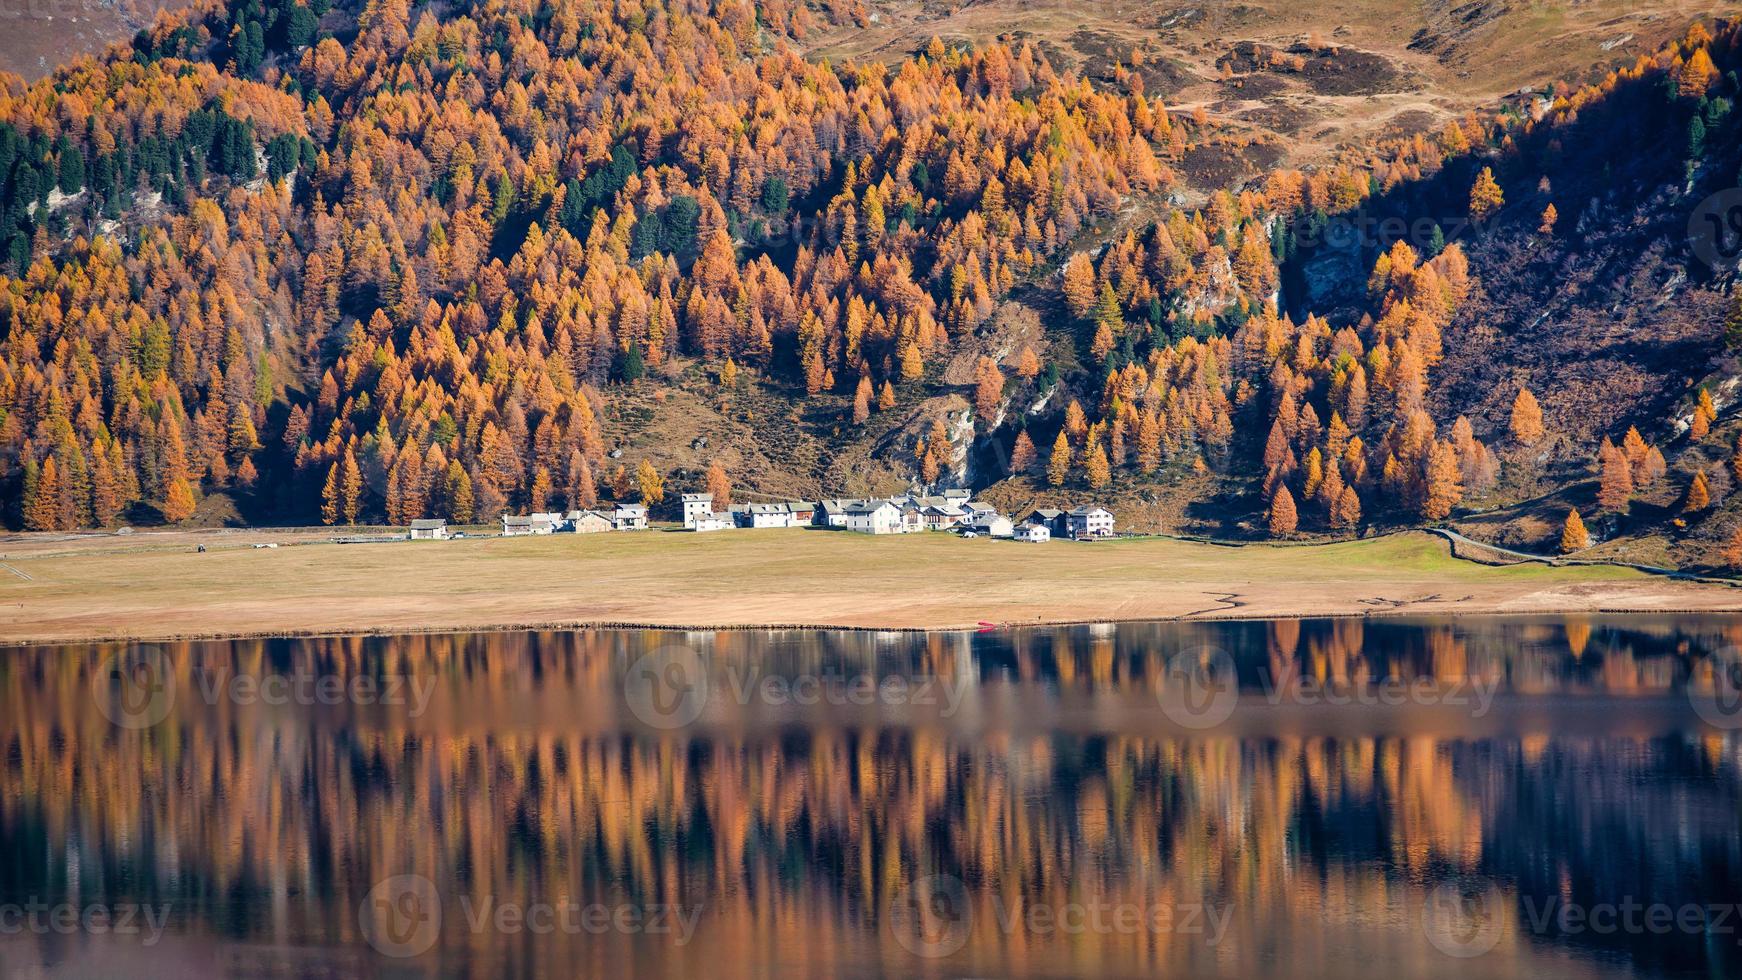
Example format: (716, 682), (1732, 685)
(2, 616), (1741, 978)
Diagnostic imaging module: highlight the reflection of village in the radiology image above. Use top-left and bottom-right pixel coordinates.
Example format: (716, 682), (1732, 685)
(2, 618), (1739, 978)
(407, 489), (1116, 542)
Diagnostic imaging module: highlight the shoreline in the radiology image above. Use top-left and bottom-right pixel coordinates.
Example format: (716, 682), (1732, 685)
(3, 603), (1740, 649)
(2, 527), (1738, 647)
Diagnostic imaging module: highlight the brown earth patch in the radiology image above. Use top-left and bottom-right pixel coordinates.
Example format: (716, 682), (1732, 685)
(1218, 40), (1417, 97)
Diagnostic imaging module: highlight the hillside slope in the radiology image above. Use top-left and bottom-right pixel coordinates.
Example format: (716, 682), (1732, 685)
(0, 0), (1738, 573)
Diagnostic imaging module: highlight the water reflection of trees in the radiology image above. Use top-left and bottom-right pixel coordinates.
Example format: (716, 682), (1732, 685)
(0, 618), (1738, 977)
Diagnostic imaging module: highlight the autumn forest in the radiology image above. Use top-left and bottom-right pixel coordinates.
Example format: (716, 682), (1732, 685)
(2, 0), (1740, 559)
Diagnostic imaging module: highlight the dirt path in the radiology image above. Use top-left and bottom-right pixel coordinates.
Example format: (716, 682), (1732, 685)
(1432, 527), (1717, 580)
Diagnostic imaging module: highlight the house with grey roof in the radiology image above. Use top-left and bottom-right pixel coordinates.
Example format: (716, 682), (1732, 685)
(1025, 508), (1067, 536)
(921, 504), (968, 531)
(843, 500), (903, 534)
(815, 500), (859, 528)
(611, 504), (648, 530)
(968, 515), (1014, 539)
(1066, 506), (1115, 539)
(568, 510), (614, 534)
(681, 493), (716, 529)
(408, 519), (448, 540)
(964, 501), (1001, 523)
(731, 502), (803, 529)
(501, 514), (555, 536)
(897, 500), (926, 533)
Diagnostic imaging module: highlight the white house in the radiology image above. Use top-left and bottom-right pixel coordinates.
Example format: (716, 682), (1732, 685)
(732, 503), (802, 529)
(969, 515), (1015, 539)
(682, 493), (716, 529)
(611, 505), (649, 530)
(692, 514), (734, 532)
(408, 519), (448, 540)
(843, 500), (903, 534)
(964, 501), (1001, 524)
(1066, 506), (1115, 539)
(1016, 522), (1051, 543)
(816, 500), (859, 527)
(898, 502), (926, 533)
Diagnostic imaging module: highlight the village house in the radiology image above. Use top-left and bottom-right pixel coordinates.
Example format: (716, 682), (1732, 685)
(692, 514), (734, 532)
(731, 502), (803, 529)
(898, 501), (926, 533)
(843, 500), (903, 534)
(815, 500), (858, 528)
(968, 515), (1015, 539)
(502, 514), (556, 536)
(408, 519), (449, 540)
(1066, 506), (1116, 539)
(1016, 522), (1051, 543)
(964, 501), (1001, 524)
(568, 510), (614, 534)
(1025, 508), (1067, 536)
(681, 493), (716, 529)
(921, 504), (968, 531)
(611, 504), (649, 531)
(787, 501), (816, 524)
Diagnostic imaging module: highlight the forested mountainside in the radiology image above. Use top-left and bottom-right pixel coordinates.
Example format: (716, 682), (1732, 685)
(1, 0), (1740, 566)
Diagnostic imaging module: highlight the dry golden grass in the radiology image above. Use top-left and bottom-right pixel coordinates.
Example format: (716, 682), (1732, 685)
(0, 527), (1734, 644)
(806, 0), (1726, 169)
